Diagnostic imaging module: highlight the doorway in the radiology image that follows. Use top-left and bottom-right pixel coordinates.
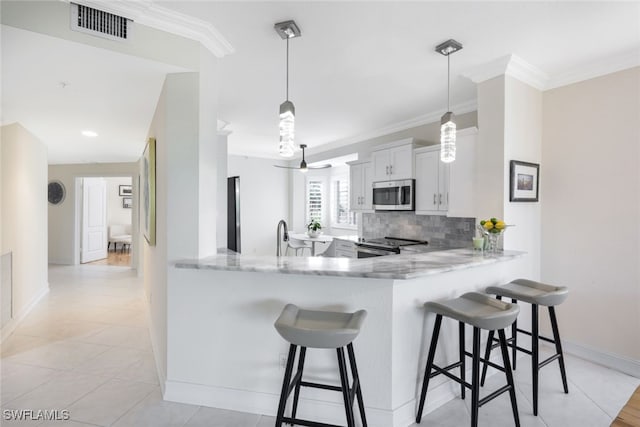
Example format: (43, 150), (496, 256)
(77, 176), (134, 267)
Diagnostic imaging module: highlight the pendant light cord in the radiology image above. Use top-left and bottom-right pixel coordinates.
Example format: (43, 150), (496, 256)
(447, 53), (450, 112)
(286, 37), (290, 101)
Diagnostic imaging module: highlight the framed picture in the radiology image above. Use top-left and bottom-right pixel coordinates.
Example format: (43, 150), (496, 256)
(122, 197), (132, 208)
(119, 185), (132, 196)
(510, 160), (540, 202)
(142, 138), (156, 245)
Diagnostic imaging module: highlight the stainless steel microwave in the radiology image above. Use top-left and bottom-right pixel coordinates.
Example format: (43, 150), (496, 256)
(372, 179), (415, 211)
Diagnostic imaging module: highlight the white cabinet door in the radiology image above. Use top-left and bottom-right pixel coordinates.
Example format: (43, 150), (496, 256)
(372, 150), (390, 182)
(389, 144), (413, 180)
(415, 150), (439, 212)
(349, 161), (373, 212)
(438, 162), (450, 211)
(350, 164), (363, 210)
(447, 132), (476, 218)
(362, 162), (373, 210)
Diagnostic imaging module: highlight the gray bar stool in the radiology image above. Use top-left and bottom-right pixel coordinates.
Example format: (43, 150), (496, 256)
(416, 292), (521, 427)
(274, 304), (368, 427)
(481, 279), (569, 416)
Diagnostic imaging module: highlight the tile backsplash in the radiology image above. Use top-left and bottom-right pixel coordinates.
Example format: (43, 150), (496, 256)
(362, 212), (475, 248)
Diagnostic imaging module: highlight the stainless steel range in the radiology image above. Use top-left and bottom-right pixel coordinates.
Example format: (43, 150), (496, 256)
(355, 237), (428, 258)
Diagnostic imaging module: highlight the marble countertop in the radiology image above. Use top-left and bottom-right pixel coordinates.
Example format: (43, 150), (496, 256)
(331, 235), (362, 243)
(175, 249), (525, 280)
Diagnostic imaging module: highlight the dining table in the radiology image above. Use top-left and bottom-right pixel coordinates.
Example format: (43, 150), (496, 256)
(288, 233), (334, 256)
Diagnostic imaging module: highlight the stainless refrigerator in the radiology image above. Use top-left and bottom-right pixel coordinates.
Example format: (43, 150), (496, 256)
(227, 176), (241, 253)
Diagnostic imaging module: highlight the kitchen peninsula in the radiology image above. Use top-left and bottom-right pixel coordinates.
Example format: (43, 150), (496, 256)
(165, 249), (526, 427)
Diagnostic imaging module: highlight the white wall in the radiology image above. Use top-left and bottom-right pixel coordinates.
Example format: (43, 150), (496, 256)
(48, 163), (139, 266)
(144, 70), (221, 388)
(542, 67), (640, 362)
(227, 155), (290, 256)
(475, 76), (506, 221)
(1, 123), (48, 339)
(105, 177), (133, 227)
(503, 76), (542, 280)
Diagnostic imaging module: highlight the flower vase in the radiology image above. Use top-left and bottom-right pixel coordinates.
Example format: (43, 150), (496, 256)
(485, 232), (502, 254)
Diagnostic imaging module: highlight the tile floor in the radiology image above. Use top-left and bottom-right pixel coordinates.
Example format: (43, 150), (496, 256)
(1, 265), (638, 427)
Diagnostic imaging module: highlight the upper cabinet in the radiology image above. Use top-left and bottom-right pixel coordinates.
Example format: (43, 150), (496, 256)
(415, 147), (449, 214)
(414, 128), (477, 217)
(372, 140), (416, 181)
(348, 160), (373, 212)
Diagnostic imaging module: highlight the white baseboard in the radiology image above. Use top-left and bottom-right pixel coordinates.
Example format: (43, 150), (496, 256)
(556, 339), (640, 379)
(164, 375), (476, 427)
(1, 283), (49, 342)
(143, 300), (167, 393)
(164, 379), (400, 427)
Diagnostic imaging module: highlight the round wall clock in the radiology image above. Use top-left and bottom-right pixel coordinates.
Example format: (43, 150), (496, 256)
(48, 181), (66, 205)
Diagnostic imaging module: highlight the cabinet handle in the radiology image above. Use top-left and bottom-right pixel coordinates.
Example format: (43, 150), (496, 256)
(439, 193), (442, 205)
(385, 166), (389, 175)
(433, 194), (437, 205)
(390, 165), (393, 175)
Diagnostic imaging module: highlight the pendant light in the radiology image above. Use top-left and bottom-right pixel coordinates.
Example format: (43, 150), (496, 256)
(275, 20), (301, 158)
(435, 39), (463, 163)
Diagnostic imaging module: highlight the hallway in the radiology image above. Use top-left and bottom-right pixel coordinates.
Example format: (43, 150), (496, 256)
(1, 265), (638, 426)
(0, 265), (273, 426)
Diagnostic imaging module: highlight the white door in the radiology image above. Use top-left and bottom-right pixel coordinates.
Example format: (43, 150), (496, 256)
(81, 178), (107, 263)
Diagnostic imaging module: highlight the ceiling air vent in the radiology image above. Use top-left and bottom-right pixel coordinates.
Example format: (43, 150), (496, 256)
(70, 3), (132, 42)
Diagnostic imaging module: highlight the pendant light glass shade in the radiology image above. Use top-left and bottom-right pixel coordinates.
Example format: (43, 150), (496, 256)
(279, 100), (295, 157)
(435, 39), (463, 164)
(440, 111), (456, 163)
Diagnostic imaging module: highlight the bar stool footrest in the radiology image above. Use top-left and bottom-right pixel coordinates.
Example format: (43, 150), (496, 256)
(299, 381), (342, 393)
(281, 417), (344, 427)
(478, 384), (514, 407)
(539, 353), (562, 369)
(515, 328), (556, 344)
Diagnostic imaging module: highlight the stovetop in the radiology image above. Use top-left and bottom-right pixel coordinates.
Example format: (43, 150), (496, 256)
(358, 237), (428, 249)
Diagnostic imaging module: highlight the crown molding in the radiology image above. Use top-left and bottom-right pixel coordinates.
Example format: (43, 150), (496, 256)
(68, 0), (234, 58)
(545, 49), (640, 90)
(462, 54), (548, 90)
(314, 99), (477, 154)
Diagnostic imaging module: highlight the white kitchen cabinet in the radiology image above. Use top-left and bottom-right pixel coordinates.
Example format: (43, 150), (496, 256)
(447, 129), (477, 218)
(372, 140), (415, 181)
(414, 128), (477, 217)
(348, 160), (373, 212)
(333, 239), (357, 258)
(415, 147), (449, 214)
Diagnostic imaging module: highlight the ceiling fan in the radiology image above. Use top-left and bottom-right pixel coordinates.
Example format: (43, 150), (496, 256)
(274, 144), (331, 173)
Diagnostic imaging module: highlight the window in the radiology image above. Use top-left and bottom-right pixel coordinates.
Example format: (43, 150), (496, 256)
(331, 178), (356, 227)
(304, 161), (358, 231)
(306, 179), (324, 224)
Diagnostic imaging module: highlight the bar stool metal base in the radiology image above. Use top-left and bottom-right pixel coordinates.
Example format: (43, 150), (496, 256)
(275, 343), (367, 427)
(480, 301), (569, 416)
(416, 315), (520, 427)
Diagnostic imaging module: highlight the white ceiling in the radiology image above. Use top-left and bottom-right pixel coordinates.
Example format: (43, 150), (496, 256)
(2, 2), (640, 163)
(1, 25), (186, 164)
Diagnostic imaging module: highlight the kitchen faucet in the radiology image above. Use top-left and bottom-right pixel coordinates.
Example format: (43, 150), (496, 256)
(276, 219), (289, 257)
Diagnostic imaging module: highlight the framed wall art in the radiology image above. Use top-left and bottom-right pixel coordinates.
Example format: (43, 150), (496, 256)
(119, 185), (132, 196)
(510, 160), (539, 202)
(142, 138), (156, 245)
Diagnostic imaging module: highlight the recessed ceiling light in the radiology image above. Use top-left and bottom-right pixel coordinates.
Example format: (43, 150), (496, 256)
(81, 130), (98, 137)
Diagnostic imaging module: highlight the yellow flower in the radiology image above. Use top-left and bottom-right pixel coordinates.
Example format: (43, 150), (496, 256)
(483, 221), (494, 230)
(495, 221), (506, 230)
